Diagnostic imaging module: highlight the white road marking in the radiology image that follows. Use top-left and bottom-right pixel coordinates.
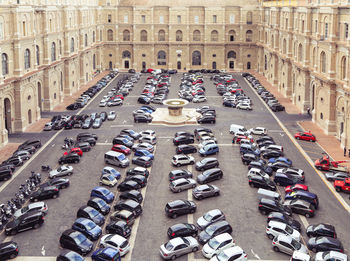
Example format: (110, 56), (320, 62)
(187, 163), (194, 224)
(111, 125), (134, 127)
(251, 249), (261, 260)
(41, 246), (45, 256)
(158, 136), (173, 139)
(299, 215), (310, 229)
(95, 143), (111, 146)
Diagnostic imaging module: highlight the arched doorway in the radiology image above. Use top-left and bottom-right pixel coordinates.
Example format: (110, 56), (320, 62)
(122, 51), (131, 69)
(4, 98), (11, 133)
(142, 62), (146, 70)
(37, 82), (42, 111)
(109, 61), (113, 70)
(28, 109), (32, 124)
(177, 61), (181, 70)
(212, 62), (216, 69)
(227, 51), (236, 69)
(247, 62), (251, 69)
(311, 84), (315, 110)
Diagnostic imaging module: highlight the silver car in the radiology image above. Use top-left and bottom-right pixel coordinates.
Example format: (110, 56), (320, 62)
(272, 235), (308, 255)
(107, 111), (116, 121)
(196, 209), (225, 230)
(169, 178), (196, 193)
(192, 184), (220, 200)
(14, 201), (48, 219)
(159, 236), (199, 260)
(49, 165), (73, 179)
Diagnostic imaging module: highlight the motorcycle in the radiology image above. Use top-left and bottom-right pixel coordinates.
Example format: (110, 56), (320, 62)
(41, 165), (51, 171)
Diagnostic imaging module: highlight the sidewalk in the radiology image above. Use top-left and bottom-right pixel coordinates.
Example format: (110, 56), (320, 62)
(248, 70), (349, 169)
(0, 71), (111, 162)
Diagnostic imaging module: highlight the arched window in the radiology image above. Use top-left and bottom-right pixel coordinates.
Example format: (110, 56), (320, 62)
(2, 53), (8, 75)
(122, 50), (131, 59)
(271, 35), (274, 48)
(193, 30), (201, 41)
(140, 30), (147, 41)
(59, 40), (62, 55)
(264, 55), (267, 70)
(93, 54), (96, 70)
(228, 30), (235, 41)
(246, 11), (252, 24)
(158, 30), (165, 41)
(24, 48), (30, 69)
(227, 51), (236, 59)
(36, 45), (40, 65)
(211, 30), (218, 41)
(283, 39), (287, 54)
(192, 51), (201, 66)
(71, 38), (74, 52)
(246, 30), (253, 42)
(51, 42), (56, 62)
(320, 51), (326, 73)
(312, 48), (316, 67)
(123, 30), (130, 41)
(93, 31), (95, 42)
(298, 44), (303, 62)
(157, 51), (166, 65)
(341, 56), (347, 80)
(176, 30), (183, 41)
(85, 34), (88, 47)
(107, 29), (113, 41)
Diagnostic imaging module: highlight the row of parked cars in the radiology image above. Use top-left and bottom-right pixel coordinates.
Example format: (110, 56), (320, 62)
(158, 128), (248, 260)
(233, 124), (346, 260)
(243, 73), (285, 112)
(66, 72), (117, 111)
(137, 73), (170, 105)
(178, 73), (207, 103)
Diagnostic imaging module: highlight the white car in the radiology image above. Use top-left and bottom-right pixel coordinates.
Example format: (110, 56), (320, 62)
(171, 154), (195, 167)
(159, 236), (199, 260)
(202, 233), (235, 258)
(209, 246), (247, 261)
(196, 106), (210, 112)
(266, 221), (301, 241)
(139, 130), (156, 137)
(14, 202), (48, 219)
(200, 136), (217, 144)
(193, 96), (207, 103)
(197, 209), (226, 230)
(315, 251), (347, 261)
(133, 110), (151, 117)
(100, 234), (130, 256)
(107, 111), (116, 121)
(249, 127), (267, 135)
(139, 135), (157, 145)
(292, 251), (311, 261)
(199, 140), (217, 150)
(247, 168), (269, 180)
(99, 100), (107, 107)
(236, 103), (252, 110)
(49, 165), (73, 179)
(272, 235), (307, 256)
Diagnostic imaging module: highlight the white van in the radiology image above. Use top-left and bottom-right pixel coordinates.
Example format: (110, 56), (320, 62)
(104, 151), (129, 168)
(257, 188), (282, 203)
(229, 124), (248, 135)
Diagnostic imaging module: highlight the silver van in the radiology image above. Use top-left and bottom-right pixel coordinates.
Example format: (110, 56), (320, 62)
(229, 124), (248, 135)
(257, 188), (282, 203)
(104, 151), (129, 168)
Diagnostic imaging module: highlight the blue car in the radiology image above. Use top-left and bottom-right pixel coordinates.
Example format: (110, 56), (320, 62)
(285, 191), (319, 209)
(268, 157), (292, 166)
(72, 218), (102, 241)
(92, 247), (121, 261)
(134, 149), (154, 160)
(90, 187), (115, 203)
(101, 167), (121, 179)
(140, 107), (153, 114)
(77, 206), (105, 226)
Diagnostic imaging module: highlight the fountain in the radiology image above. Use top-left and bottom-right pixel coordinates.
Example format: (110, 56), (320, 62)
(163, 99), (189, 116)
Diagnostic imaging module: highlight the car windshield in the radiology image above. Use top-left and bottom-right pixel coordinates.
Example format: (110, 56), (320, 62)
(21, 206), (29, 213)
(203, 212), (213, 221)
(291, 239), (302, 250)
(117, 154), (126, 160)
(165, 242), (174, 251)
(65, 251), (84, 260)
(208, 238), (220, 249)
(205, 225), (216, 236)
(110, 169), (118, 174)
(285, 225), (293, 234)
(217, 251), (229, 260)
(73, 233), (87, 244)
(84, 221), (96, 230)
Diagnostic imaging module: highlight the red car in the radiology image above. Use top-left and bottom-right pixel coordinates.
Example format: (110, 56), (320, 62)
(284, 184), (309, 193)
(63, 147), (83, 157)
(111, 144), (131, 155)
(113, 94), (124, 100)
(147, 68), (154, 73)
(233, 135), (254, 144)
(294, 132), (316, 142)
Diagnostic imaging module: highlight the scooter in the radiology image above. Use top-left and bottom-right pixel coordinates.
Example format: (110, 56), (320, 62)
(41, 165), (51, 171)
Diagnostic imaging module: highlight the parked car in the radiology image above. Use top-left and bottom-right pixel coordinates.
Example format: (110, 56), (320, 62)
(258, 198), (292, 216)
(197, 168), (223, 184)
(90, 187), (114, 203)
(77, 206), (105, 226)
(49, 165), (73, 179)
(87, 197), (111, 216)
(59, 229), (93, 256)
(314, 251), (347, 261)
(196, 209), (226, 230)
(307, 237), (343, 253)
(13, 202), (48, 219)
(0, 241), (19, 260)
(72, 218), (102, 241)
(198, 221), (233, 244)
(267, 212), (301, 232)
(294, 132), (316, 142)
(99, 234), (130, 257)
(58, 154), (80, 164)
(272, 235), (307, 255)
(266, 220), (301, 241)
(159, 236), (199, 260)
(30, 186), (59, 202)
(192, 184), (220, 200)
(165, 200), (197, 218)
(170, 178), (196, 193)
(249, 175), (276, 191)
(167, 223), (198, 239)
(306, 223), (337, 238)
(105, 220), (131, 238)
(171, 155), (195, 167)
(5, 211), (44, 236)
(201, 233), (235, 259)
(283, 199), (315, 218)
(195, 158), (219, 171)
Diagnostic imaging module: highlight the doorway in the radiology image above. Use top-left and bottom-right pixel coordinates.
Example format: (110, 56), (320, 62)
(4, 98), (11, 133)
(247, 62), (251, 69)
(28, 109), (32, 124)
(229, 61), (234, 69)
(124, 60), (129, 69)
(212, 62), (217, 69)
(177, 61), (181, 70)
(109, 61), (113, 70)
(37, 82), (42, 111)
(142, 62), (146, 70)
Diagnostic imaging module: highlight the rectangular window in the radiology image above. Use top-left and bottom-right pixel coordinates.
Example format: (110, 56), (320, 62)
(213, 15), (217, 23)
(345, 23), (349, 39)
(325, 23), (328, 39)
(194, 16), (199, 24)
(230, 15), (235, 24)
(124, 15), (128, 23)
(0, 22), (3, 39)
(177, 15), (181, 23)
(108, 14), (111, 23)
(159, 16), (164, 24)
(141, 15), (146, 23)
(315, 20), (318, 33)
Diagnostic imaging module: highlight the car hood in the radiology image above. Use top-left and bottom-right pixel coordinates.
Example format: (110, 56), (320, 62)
(80, 238), (93, 252)
(49, 170), (60, 176)
(197, 216), (209, 229)
(307, 237), (316, 247)
(199, 230), (211, 243)
(5, 220), (16, 230)
(197, 174), (206, 182)
(306, 225), (315, 234)
(90, 226), (102, 237)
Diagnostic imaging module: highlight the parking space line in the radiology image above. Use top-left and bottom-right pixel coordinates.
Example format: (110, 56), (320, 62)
(95, 143), (111, 146)
(299, 215), (310, 229)
(110, 125), (134, 127)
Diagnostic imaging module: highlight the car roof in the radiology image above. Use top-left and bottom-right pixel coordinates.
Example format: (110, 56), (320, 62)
(172, 178), (189, 185)
(168, 200), (186, 207)
(28, 202), (46, 209)
(212, 233), (232, 243)
(169, 237), (185, 246)
(222, 246), (244, 256)
(268, 221), (287, 229)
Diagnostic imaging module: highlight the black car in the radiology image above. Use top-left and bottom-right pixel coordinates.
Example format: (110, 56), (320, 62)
(75, 142), (92, 152)
(59, 229), (93, 256)
(262, 150), (283, 159)
(167, 223), (198, 239)
(112, 137), (133, 148)
(258, 198), (292, 216)
(40, 178), (70, 189)
(126, 167), (150, 178)
(0, 241), (18, 260)
(2, 157), (22, 167)
(249, 175), (276, 191)
(58, 154), (80, 164)
(268, 161), (290, 171)
(76, 206), (105, 226)
(18, 139), (41, 150)
(66, 103), (80, 110)
(117, 180), (141, 192)
(114, 199), (142, 217)
(165, 200), (197, 218)
(306, 223), (337, 238)
(53, 120), (65, 130)
(307, 237), (343, 253)
(57, 250), (85, 261)
(223, 100), (236, 107)
(195, 158), (219, 171)
(134, 114), (152, 123)
(241, 153), (259, 165)
(124, 175), (147, 188)
(198, 221), (233, 245)
(257, 140), (276, 148)
(77, 133), (98, 142)
(283, 199), (315, 218)
(137, 96), (151, 104)
(119, 190), (143, 203)
(197, 115), (216, 124)
(131, 156), (152, 168)
(5, 211), (44, 235)
(106, 220), (132, 238)
(176, 144), (197, 155)
(128, 69), (136, 73)
(169, 169), (193, 181)
(120, 129), (141, 140)
(173, 136), (195, 146)
(256, 136), (274, 144)
(87, 197), (111, 216)
(197, 168), (223, 184)
(270, 103), (285, 112)
(267, 212), (301, 232)
(174, 131), (194, 138)
(30, 186), (59, 202)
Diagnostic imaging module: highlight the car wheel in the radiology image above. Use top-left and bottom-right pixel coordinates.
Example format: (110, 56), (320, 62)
(192, 247), (198, 252)
(249, 182), (255, 188)
(296, 137), (300, 140)
(10, 254), (17, 259)
(100, 244), (104, 248)
(178, 188), (182, 193)
(260, 210), (267, 215)
(4, 177), (8, 181)
(109, 184), (113, 187)
(268, 234), (274, 240)
(273, 246), (279, 252)
(192, 184), (196, 188)
(277, 182), (281, 186)
(190, 161), (194, 165)
(190, 209), (195, 213)
(214, 192), (219, 196)
(176, 163), (181, 167)
(11, 230), (17, 236)
(171, 255), (177, 260)
(312, 248), (317, 253)
(305, 213), (311, 218)
(34, 198), (39, 202)
(68, 172), (72, 176)
(75, 160), (79, 163)
(34, 223), (40, 229)
(198, 195), (203, 200)
(172, 214), (177, 219)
